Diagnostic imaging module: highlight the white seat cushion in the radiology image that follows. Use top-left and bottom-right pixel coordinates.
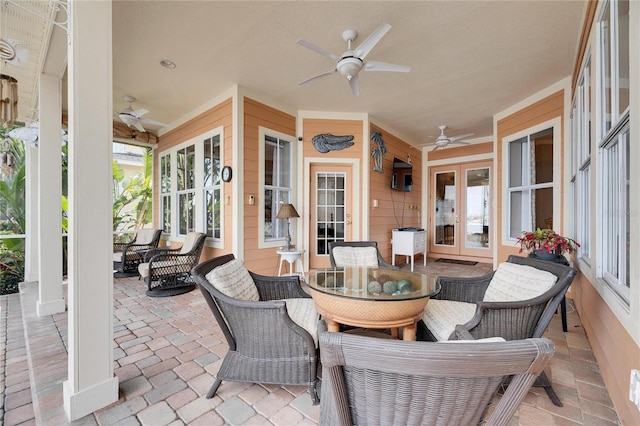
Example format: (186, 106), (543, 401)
(205, 259), (260, 301)
(284, 298), (319, 347)
(483, 262), (557, 302)
(332, 246), (379, 267)
(138, 259), (188, 278)
(135, 228), (158, 245)
(113, 252), (123, 262)
(422, 299), (477, 341)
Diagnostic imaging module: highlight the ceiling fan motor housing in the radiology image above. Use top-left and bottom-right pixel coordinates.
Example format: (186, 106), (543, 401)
(338, 56), (363, 80)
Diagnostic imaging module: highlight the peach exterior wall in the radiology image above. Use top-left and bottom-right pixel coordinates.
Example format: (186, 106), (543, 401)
(369, 124), (422, 262)
(495, 90), (565, 262)
(154, 98), (233, 261)
(242, 98), (297, 275)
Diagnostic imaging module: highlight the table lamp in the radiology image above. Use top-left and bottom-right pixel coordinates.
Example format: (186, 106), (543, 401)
(276, 203), (299, 251)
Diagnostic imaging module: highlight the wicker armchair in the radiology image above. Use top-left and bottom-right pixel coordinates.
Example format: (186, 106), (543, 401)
(328, 241), (395, 268)
(418, 255), (576, 406)
(191, 254), (320, 404)
(138, 231), (206, 297)
(113, 228), (162, 274)
(319, 320), (555, 426)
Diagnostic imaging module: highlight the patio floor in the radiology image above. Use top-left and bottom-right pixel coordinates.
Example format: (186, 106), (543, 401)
(0, 258), (620, 425)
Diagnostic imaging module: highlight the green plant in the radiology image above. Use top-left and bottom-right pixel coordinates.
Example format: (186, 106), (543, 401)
(516, 228), (580, 255)
(0, 241), (24, 295)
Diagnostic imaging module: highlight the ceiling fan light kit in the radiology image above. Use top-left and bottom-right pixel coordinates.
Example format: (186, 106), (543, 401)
(297, 23), (410, 96)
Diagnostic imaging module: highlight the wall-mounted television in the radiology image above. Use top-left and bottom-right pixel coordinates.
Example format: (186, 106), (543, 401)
(391, 157), (412, 192)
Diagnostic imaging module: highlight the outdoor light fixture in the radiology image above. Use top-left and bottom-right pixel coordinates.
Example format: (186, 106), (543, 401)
(276, 203), (300, 251)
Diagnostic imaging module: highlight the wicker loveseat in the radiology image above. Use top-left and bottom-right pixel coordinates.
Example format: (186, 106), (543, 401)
(318, 320), (555, 426)
(418, 255), (576, 406)
(191, 254), (320, 404)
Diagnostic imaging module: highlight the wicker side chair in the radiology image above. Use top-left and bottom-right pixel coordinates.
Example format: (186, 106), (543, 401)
(113, 228), (162, 273)
(418, 255), (576, 406)
(138, 231), (206, 297)
(319, 320), (555, 426)
(328, 241), (395, 268)
(191, 254), (320, 404)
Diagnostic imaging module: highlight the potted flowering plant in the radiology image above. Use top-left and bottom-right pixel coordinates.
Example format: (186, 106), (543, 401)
(516, 228), (580, 259)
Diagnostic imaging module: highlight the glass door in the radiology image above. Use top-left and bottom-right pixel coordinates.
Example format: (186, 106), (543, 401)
(429, 161), (492, 259)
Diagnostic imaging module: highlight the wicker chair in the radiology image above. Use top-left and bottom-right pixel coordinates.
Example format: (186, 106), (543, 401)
(191, 254), (320, 404)
(319, 320), (555, 426)
(418, 255), (576, 406)
(113, 228), (162, 274)
(138, 231), (206, 297)
(328, 241), (395, 268)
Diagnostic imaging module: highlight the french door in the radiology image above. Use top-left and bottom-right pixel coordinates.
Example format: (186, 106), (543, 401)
(309, 164), (353, 269)
(429, 161), (492, 259)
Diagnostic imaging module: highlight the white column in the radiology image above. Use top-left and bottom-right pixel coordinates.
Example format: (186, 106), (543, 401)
(63, 0), (118, 421)
(24, 144), (39, 283)
(36, 73), (65, 316)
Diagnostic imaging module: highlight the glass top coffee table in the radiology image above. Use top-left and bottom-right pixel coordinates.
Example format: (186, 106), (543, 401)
(307, 267), (441, 340)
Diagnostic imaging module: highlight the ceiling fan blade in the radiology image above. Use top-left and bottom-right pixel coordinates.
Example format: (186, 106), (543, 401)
(450, 140), (471, 146)
(354, 23), (391, 60)
(132, 121), (146, 132)
(131, 108), (149, 118)
(449, 133), (474, 142)
(348, 75), (360, 96)
(296, 39), (338, 61)
(364, 60), (411, 73)
(431, 145), (441, 151)
(298, 69), (337, 86)
(141, 118), (169, 127)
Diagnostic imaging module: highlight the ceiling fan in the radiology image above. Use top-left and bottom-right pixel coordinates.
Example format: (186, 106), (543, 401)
(424, 125), (474, 151)
(116, 95), (167, 133)
(297, 23), (411, 96)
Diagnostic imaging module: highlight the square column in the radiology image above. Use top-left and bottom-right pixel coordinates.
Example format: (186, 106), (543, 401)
(63, 0), (118, 420)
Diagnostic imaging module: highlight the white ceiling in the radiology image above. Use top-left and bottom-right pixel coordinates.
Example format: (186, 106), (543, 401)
(2, 1), (586, 147)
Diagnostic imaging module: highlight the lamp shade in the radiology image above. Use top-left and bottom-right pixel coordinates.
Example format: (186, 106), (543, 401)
(276, 203), (299, 219)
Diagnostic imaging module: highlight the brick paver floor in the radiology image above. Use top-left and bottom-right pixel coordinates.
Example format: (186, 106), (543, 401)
(0, 258), (620, 425)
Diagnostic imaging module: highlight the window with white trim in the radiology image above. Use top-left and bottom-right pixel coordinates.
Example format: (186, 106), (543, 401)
(160, 154), (171, 234)
(158, 127), (224, 243)
(506, 127), (555, 239)
(571, 56), (592, 263)
(259, 128), (295, 247)
(597, 0), (630, 301)
(203, 135), (221, 239)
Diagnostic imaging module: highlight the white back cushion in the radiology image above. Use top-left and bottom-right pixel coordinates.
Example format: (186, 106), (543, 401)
(483, 262), (557, 302)
(332, 246), (379, 267)
(135, 228), (157, 245)
(284, 298), (320, 347)
(180, 232), (201, 254)
(205, 259), (260, 301)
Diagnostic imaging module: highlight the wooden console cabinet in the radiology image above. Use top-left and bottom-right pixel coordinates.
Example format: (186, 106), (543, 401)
(392, 229), (427, 272)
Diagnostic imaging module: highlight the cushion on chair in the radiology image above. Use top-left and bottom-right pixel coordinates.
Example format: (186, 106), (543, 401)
(138, 259), (190, 278)
(180, 232), (201, 254)
(135, 228), (158, 245)
(483, 262), (558, 302)
(284, 298), (320, 347)
(205, 259), (260, 301)
(422, 299), (477, 341)
(332, 246), (379, 267)
(113, 252), (123, 262)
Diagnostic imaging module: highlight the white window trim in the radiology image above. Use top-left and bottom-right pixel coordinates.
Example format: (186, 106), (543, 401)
(501, 117), (562, 247)
(258, 126), (296, 249)
(157, 126), (224, 248)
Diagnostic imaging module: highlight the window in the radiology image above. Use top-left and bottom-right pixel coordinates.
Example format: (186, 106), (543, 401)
(597, 0), (630, 301)
(177, 144), (196, 235)
(160, 154), (171, 234)
(259, 128), (294, 247)
(203, 135), (221, 239)
(571, 57), (592, 262)
(505, 126), (555, 240)
(158, 127), (224, 243)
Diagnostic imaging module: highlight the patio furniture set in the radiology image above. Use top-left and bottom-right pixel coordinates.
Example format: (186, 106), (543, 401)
(190, 241), (577, 424)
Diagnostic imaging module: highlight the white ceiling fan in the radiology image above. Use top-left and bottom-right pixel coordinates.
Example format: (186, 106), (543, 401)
(116, 95), (167, 133)
(423, 125), (474, 151)
(297, 23), (411, 96)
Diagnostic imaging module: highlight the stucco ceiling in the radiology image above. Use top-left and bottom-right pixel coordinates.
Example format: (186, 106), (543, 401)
(2, 1), (586, 147)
